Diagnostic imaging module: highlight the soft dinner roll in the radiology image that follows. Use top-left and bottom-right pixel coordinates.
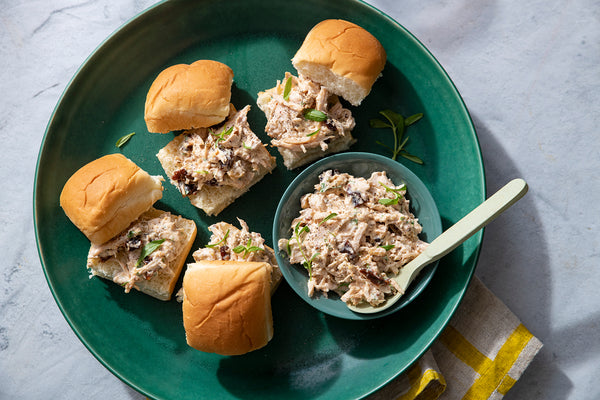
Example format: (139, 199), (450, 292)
(144, 60), (234, 133)
(59, 153), (164, 245)
(182, 260), (274, 356)
(291, 19), (386, 106)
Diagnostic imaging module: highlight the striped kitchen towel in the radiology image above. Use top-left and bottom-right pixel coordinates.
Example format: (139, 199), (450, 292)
(369, 276), (543, 400)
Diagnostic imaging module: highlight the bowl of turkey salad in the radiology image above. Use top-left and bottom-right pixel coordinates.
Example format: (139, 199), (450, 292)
(273, 152), (442, 320)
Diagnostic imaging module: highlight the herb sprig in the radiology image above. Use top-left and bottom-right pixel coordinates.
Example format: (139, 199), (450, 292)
(292, 222), (320, 277)
(136, 239), (165, 267)
(378, 182), (407, 206)
(210, 126), (233, 146)
(233, 239), (264, 257)
(370, 110), (424, 164)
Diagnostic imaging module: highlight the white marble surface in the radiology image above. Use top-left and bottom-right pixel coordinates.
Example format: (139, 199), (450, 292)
(2, 0), (598, 399)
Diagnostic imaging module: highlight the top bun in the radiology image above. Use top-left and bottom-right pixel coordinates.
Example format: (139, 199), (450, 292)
(292, 19), (386, 106)
(144, 60), (234, 133)
(182, 260), (274, 356)
(60, 154), (164, 245)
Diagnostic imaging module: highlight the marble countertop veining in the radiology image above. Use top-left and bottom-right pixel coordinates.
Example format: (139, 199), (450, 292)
(2, 0), (599, 399)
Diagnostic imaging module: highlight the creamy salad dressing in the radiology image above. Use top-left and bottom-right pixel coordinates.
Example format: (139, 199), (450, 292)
(260, 72), (355, 154)
(169, 105), (273, 195)
(87, 212), (186, 293)
(278, 170), (428, 306)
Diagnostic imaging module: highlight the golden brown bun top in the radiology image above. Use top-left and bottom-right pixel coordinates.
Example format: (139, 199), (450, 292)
(292, 19), (386, 105)
(60, 154), (164, 244)
(144, 60), (234, 133)
(182, 260), (274, 356)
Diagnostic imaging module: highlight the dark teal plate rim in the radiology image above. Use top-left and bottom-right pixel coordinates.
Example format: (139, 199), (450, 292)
(33, 0), (485, 399)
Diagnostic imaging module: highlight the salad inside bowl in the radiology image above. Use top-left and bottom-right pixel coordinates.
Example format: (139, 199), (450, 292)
(273, 152), (442, 320)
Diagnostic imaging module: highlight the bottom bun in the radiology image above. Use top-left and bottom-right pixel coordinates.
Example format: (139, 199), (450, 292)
(182, 260), (274, 355)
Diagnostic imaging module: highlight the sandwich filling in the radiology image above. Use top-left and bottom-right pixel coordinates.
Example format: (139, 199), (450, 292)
(278, 169), (427, 306)
(167, 105), (274, 196)
(193, 219), (277, 266)
(258, 72), (355, 154)
(87, 211), (187, 292)
(192, 218), (282, 292)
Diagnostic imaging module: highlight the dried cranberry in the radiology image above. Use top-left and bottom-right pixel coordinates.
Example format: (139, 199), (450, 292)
(359, 268), (387, 286)
(220, 245), (230, 260)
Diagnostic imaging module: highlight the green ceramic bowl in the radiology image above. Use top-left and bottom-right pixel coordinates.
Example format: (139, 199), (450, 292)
(273, 153), (443, 320)
(34, 0), (485, 399)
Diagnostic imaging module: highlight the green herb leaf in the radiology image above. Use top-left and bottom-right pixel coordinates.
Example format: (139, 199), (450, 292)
(302, 252), (320, 275)
(379, 244), (395, 251)
(233, 239), (264, 257)
(371, 109), (424, 163)
(318, 212), (338, 226)
(307, 127), (321, 137)
(303, 109), (328, 122)
(205, 229), (230, 248)
(136, 239), (165, 267)
(400, 151), (424, 165)
(242, 142), (252, 150)
(369, 118), (392, 129)
(380, 182), (407, 194)
(211, 126), (234, 146)
(378, 182), (406, 206)
(378, 198), (399, 206)
(295, 223), (309, 236)
(379, 109), (404, 129)
(283, 76), (292, 101)
(115, 132), (135, 148)
(405, 113), (424, 126)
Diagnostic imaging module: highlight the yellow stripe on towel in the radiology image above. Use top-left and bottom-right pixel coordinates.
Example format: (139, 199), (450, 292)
(397, 364), (447, 400)
(439, 325), (494, 373)
(440, 323), (534, 400)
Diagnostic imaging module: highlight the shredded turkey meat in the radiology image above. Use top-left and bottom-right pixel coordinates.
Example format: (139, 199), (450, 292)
(169, 105), (273, 196)
(260, 72), (355, 153)
(193, 218), (277, 266)
(278, 170), (428, 306)
(87, 211), (186, 293)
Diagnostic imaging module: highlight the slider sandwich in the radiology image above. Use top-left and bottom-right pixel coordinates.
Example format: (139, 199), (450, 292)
(192, 218), (282, 294)
(257, 19), (387, 169)
(60, 154), (197, 301)
(145, 60), (276, 216)
(180, 219), (282, 355)
(181, 260), (276, 356)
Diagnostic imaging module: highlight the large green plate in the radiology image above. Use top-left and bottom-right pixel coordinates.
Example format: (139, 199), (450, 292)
(34, 0), (485, 399)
